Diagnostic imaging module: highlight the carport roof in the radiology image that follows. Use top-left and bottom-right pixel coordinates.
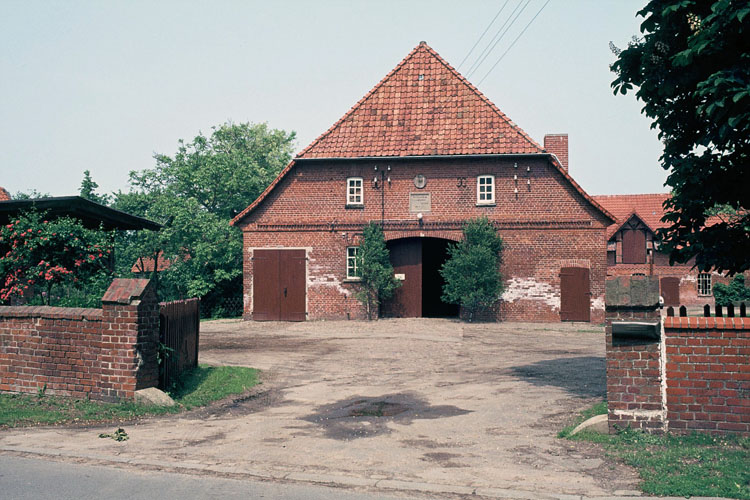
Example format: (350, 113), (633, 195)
(0, 196), (161, 231)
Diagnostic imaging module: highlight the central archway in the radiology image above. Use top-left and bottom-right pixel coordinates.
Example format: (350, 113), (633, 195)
(382, 237), (459, 318)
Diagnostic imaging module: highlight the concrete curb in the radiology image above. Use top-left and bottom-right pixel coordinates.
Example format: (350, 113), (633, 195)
(0, 446), (728, 500)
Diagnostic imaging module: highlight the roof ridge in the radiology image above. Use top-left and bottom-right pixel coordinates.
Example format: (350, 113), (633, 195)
(296, 43), (426, 159)
(418, 43), (542, 152)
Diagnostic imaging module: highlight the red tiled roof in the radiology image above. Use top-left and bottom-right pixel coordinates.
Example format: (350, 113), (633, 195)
(131, 251), (182, 273)
(0, 187), (10, 201)
(231, 42), (615, 226)
(593, 193), (670, 240)
(298, 42), (542, 158)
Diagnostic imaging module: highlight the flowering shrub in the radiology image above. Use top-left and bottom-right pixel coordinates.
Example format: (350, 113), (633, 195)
(0, 211), (111, 305)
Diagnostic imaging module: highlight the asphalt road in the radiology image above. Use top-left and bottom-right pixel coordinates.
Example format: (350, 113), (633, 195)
(0, 455), (414, 500)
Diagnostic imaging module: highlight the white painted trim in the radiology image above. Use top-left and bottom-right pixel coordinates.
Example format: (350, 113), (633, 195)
(346, 177), (364, 206)
(476, 174), (495, 205)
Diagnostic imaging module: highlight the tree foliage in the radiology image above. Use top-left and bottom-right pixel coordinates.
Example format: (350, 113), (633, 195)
(440, 217), (504, 322)
(0, 211), (111, 305)
(611, 0), (750, 275)
(113, 122), (295, 314)
(713, 274), (750, 306)
(79, 170), (111, 205)
(354, 223), (401, 320)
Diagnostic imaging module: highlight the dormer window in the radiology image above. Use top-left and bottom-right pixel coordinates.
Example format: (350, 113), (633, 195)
(347, 177), (363, 206)
(477, 175), (495, 205)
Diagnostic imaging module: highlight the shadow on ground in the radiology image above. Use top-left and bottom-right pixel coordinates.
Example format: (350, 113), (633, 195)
(302, 393), (471, 440)
(509, 356), (605, 398)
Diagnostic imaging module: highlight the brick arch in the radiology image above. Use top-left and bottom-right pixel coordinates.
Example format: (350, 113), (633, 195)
(383, 230), (462, 242)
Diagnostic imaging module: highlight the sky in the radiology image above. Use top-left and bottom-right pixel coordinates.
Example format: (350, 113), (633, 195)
(0, 0), (667, 199)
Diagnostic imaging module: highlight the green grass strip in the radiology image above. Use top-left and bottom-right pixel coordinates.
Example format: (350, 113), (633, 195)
(561, 401), (750, 499)
(0, 365), (259, 428)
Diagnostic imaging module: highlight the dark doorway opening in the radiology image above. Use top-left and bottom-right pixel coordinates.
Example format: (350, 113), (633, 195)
(422, 238), (459, 317)
(382, 237), (458, 318)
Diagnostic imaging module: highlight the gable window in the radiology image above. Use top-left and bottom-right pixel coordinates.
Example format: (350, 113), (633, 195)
(477, 175), (495, 205)
(347, 177), (363, 206)
(698, 273), (711, 296)
(346, 247), (360, 279)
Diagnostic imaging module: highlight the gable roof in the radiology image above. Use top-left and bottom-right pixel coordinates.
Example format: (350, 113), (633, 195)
(298, 42), (542, 158)
(593, 193), (670, 240)
(232, 42), (614, 226)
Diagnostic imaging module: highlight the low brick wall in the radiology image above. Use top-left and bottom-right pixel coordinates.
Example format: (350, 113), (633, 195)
(663, 316), (749, 434)
(0, 279), (158, 401)
(606, 276), (749, 436)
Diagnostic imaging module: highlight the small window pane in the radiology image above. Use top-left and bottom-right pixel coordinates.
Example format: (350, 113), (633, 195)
(347, 178), (363, 205)
(698, 273), (711, 296)
(477, 175), (495, 204)
(346, 247), (359, 278)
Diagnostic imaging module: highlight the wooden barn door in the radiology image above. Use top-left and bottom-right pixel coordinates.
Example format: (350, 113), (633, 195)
(560, 267), (591, 322)
(253, 249), (306, 321)
(660, 277), (680, 306)
(382, 239), (422, 317)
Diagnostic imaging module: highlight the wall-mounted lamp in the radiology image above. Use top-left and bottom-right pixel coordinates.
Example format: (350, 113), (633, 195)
(417, 212), (423, 226)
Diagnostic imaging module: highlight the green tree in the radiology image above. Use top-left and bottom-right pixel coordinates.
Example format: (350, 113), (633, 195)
(610, 0), (750, 275)
(113, 122), (296, 315)
(79, 170), (111, 205)
(713, 274), (750, 306)
(0, 211), (111, 305)
(12, 189), (49, 200)
(440, 217), (504, 322)
(354, 223), (401, 320)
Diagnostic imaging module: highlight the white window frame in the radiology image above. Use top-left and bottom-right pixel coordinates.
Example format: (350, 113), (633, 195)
(347, 177), (363, 206)
(698, 273), (712, 296)
(476, 175), (495, 205)
(346, 247), (360, 280)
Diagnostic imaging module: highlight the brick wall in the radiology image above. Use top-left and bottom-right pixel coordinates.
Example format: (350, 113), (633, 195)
(0, 278), (158, 401)
(605, 276), (749, 436)
(240, 156), (609, 322)
(663, 316), (749, 434)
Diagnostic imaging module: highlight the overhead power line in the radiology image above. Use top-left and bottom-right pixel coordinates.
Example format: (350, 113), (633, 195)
(477, 0), (552, 85)
(457, 0), (511, 70)
(466, 0), (533, 79)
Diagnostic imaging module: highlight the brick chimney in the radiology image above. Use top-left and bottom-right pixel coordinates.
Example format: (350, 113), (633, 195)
(544, 134), (568, 172)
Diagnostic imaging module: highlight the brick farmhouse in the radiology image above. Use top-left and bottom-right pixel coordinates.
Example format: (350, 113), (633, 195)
(231, 42), (616, 322)
(593, 193), (730, 307)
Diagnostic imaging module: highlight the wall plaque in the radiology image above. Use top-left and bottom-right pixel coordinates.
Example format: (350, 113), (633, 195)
(409, 192), (431, 213)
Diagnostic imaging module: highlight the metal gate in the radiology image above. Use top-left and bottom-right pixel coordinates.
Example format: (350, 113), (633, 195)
(253, 249), (306, 321)
(560, 267), (591, 322)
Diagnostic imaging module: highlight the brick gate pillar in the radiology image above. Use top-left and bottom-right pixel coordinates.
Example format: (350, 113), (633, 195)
(100, 278), (159, 400)
(605, 276), (665, 433)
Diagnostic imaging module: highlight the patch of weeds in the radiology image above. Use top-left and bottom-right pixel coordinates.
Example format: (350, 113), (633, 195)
(560, 402), (750, 499)
(0, 365), (259, 428)
(99, 428), (129, 441)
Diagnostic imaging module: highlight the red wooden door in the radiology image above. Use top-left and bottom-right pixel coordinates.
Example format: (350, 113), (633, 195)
(253, 249), (306, 321)
(622, 229), (646, 264)
(383, 238), (422, 317)
(280, 250), (306, 321)
(560, 267), (591, 322)
(660, 277), (680, 306)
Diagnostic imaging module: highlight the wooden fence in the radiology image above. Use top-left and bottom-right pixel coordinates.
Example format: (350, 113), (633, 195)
(666, 302), (748, 318)
(159, 298), (200, 390)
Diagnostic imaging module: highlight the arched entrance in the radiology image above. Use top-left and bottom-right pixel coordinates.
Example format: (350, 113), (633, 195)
(382, 237), (460, 318)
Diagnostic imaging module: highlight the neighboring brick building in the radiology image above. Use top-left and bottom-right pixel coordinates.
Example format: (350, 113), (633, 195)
(0, 186), (10, 201)
(593, 193), (729, 307)
(232, 42), (615, 322)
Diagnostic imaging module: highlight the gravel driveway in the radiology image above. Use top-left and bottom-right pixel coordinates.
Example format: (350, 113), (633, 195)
(0, 319), (639, 497)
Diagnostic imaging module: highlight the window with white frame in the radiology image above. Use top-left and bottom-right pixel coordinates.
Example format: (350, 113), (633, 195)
(346, 247), (359, 279)
(477, 175), (495, 205)
(698, 273), (712, 296)
(347, 177), (363, 206)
